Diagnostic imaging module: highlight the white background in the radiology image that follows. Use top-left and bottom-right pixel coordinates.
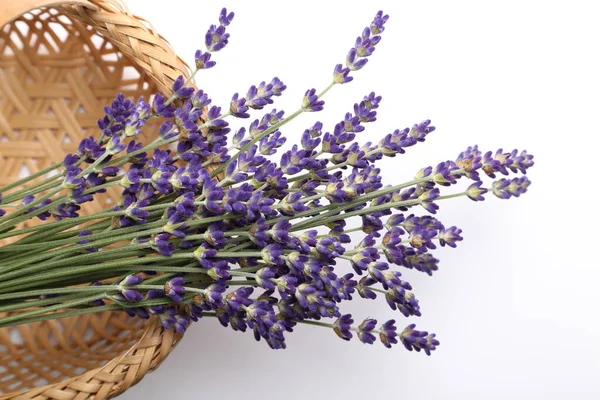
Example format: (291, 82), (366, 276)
(123, 1), (600, 399)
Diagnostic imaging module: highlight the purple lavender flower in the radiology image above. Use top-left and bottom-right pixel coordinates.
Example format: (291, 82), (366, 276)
(357, 276), (377, 300)
(219, 7), (235, 26)
(333, 314), (354, 341)
(165, 277), (186, 303)
(97, 93), (136, 136)
(492, 176), (531, 199)
(418, 188), (440, 214)
(456, 145), (483, 180)
(118, 275), (144, 303)
(195, 49), (216, 69)
(370, 11), (389, 34)
(172, 76), (195, 99)
(245, 79), (286, 110)
(508, 149), (534, 173)
(333, 64), (353, 84)
(206, 25), (230, 52)
(379, 120), (435, 157)
(385, 287), (421, 317)
(363, 92), (382, 110)
(230, 93), (250, 118)
(205, 106), (228, 129)
(259, 131), (286, 155)
(261, 244), (285, 265)
(152, 93), (176, 118)
(408, 227), (438, 251)
(379, 319), (398, 348)
(400, 324), (439, 355)
(301, 123), (322, 151)
(302, 89), (324, 112)
(344, 11), (389, 71)
(466, 181), (488, 201)
(191, 89), (212, 110)
(354, 99), (378, 122)
(77, 136), (104, 161)
(106, 134), (125, 155)
(357, 318), (378, 344)
(431, 161), (460, 186)
(439, 226), (463, 248)
(280, 145), (309, 175)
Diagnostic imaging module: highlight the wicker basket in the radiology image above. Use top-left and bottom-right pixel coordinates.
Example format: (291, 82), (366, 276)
(0, 1), (191, 398)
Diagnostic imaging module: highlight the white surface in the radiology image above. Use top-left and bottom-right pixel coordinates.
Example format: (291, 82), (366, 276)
(123, 1), (600, 399)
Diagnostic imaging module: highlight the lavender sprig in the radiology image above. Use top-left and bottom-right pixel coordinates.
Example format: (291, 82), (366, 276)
(0, 8), (535, 358)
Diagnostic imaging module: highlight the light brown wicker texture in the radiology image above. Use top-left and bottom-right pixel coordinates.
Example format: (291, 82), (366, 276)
(0, 0), (190, 398)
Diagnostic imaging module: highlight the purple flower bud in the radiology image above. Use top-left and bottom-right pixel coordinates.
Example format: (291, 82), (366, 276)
(333, 64), (353, 84)
(379, 319), (398, 348)
(508, 149), (534, 174)
(100, 166), (119, 177)
(419, 188), (440, 214)
(358, 318), (378, 344)
(363, 92), (382, 110)
(165, 277), (186, 303)
(230, 93), (250, 118)
(333, 314), (354, 341)
(302, 88), (324, 112)
(152, 93), (176, 118)
(466, 181), (488, 201)
(492, 176), (531, 199)
(195, 49), (216, 69)
(456, 145), (483, 180)
(206, 106), (228, 129)
(205, 24), (230, 52)
(261, 244), (285, 265)
(191, 89), (212, 109)
(122, 275), (143, 286)
(439, 226), (463, 248)
(106, 134), (125, 155)
(400, 324), (439, 355)
(370, 11), (389, 34)
(346, 47), (368, 71)
(172, 76), (195, 99)
(219, 7), (235, 26)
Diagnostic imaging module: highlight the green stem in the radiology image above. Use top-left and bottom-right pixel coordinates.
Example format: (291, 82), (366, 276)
(213, 251), (262, 258)
(0, 286), (117, 301)
(0, 243), (152, 284)
(295, 192), (467, 231)
(211, 81), (337, 178)
(0, 188), (64, 230)
(0, 292), (93, 313)
(0, 162), (62, 194)
(289, 170), (466, 231)
(0, 211), (121, 243)
(0, 294), (106, 326)
(1, 175), (63, 204)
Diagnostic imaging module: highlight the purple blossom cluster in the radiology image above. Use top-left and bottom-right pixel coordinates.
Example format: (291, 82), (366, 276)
(0, 8), (534, 355)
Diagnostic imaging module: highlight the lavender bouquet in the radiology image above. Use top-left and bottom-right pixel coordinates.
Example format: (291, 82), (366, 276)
(0, 9), (533, 355)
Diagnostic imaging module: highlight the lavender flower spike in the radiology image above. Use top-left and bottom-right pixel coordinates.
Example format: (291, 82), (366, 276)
(345, 10), (389, 72)
(205, 8), (234, 52)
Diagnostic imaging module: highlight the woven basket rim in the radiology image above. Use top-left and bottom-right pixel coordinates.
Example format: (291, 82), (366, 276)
(0, 0), (190, 398)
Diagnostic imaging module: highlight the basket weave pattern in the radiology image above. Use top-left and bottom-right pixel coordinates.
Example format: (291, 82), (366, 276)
(0, 1), (189, 398)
